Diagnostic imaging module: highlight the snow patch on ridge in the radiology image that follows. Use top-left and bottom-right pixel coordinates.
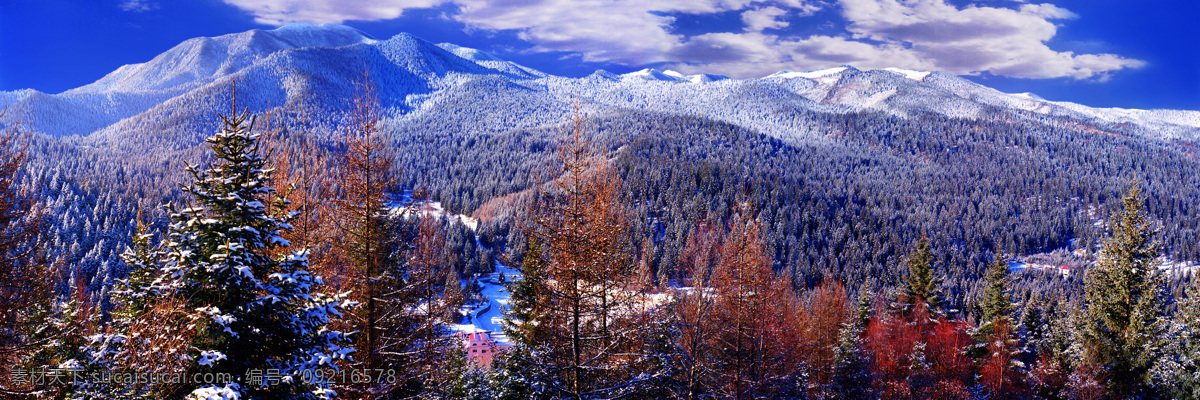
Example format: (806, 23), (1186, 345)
(883, 67), (931, 81)
(437, 43), (503, 62)
(767, 67), (848, 80)
(622, 68), (687, 82)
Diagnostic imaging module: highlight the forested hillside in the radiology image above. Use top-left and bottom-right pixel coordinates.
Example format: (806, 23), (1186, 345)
(2, 24), (1200, 399)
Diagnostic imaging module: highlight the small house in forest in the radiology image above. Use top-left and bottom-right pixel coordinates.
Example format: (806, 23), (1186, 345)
(456, 331), (509, 369)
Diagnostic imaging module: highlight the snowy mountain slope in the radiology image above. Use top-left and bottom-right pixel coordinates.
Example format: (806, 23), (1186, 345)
(1, 24), (371, 137)
(3, 23), (1198, 145)
(0, 89), (169, 137)
(0, 24), (535, 138)
(76, 28), (558, 148)
(16, 24), (1200, 314)
(75, 23), (375, 94)
(436, 43), (545, 80)
(541, 74), (848, 140)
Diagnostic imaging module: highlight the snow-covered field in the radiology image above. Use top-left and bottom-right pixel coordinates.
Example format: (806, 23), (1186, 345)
(449, 263), (517, 345)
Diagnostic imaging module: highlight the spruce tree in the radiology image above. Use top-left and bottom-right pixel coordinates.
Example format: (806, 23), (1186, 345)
(71, 211), (162, 398)
(444, 271), (466, 322)
(149, 86), (350, 399)
(968, 254), (1018, 356)
(902, 234), (943, 318)
(110, 210), (162, 326)
(505, 236), (549, 347)
(831, 283), (873, 399)
(973, 255), (1023, 396)
(24, 281), (101, 400)
(978, 255), (1013, 337)
(1080, 184), (1166, 398)
(1151, 282), (1200, 399)
(497, 236), (551, 400)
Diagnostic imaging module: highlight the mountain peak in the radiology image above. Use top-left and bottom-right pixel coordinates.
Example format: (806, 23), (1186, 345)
(622, 68), (687, 82)
(882, 67), (931, 81)
(767, 66), (849, 79)
(264, 23), (375, 47)
(71, 24), (376, 94)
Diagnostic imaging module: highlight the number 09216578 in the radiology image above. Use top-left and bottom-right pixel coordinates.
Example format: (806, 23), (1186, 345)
(299, 368), (397, 385)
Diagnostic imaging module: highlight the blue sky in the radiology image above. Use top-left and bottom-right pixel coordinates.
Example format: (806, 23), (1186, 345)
(1, 0), (1196, 110)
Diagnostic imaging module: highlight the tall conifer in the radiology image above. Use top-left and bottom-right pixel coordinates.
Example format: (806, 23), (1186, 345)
(1080, 184), (1166, 398)
(148, 84), (350, 399)
(901, 234), (943, 318)
(974, 255), (1023, 396)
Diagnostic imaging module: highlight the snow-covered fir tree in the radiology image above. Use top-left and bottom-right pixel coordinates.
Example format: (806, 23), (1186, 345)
(1151, 282), (1200, 398)
(830, 282), (873, 399)
(140, 86), (351, 400)
(60, 212), (165, 399)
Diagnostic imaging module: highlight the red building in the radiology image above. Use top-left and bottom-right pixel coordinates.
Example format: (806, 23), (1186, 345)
(456, 331), (509, 369)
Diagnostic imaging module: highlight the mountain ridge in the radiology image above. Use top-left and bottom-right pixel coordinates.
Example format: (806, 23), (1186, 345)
(2, 23), (1197, 142)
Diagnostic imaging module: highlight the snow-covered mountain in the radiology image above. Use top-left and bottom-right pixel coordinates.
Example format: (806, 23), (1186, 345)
(16, 24), (1200, 313)
(3, 23), (1197, 142)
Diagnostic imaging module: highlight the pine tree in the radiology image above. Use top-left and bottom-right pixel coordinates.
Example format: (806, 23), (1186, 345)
(505, 236), (549, 348)
(444, 271), (466, 322)
(111, 210), (162, 322)
(663, 223), (722, 400)
(398, 215), (457, 397)
(147, 84), (351, 399)
(1151, 280), (1200, 398)
(70, 210), (164, 398)
(20, 277), (100, 400)
(510, 110), (642, 398)
(908, 341), (933, 394)
(1080, 184), (1167, 398)
(262, 99), (328, 260)
(710, 205), (793, 399)
(325, 73), (457, 399)
(1023, 296), (1071, 400)
(327, 73), (399, 395)
(973, 254), (1024, 397)
(978, 255), (1014, 338)
(831, 282), (874, 399)
(445, 358), (496, 400)
(496, 236), (552, 400)
(492, 345), (543, 400)
(901, 234), (943, 318)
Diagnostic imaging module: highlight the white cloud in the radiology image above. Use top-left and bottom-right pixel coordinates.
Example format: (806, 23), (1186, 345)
(450, 0), (729, 66)
(452, 0), (817, 66)
(221, 0), (447, 25)
(219, 0), (1143, 80)
(838, 0), (1143, 79)
(742, 7), (790, 32)
(1019, 3), (1077, 19)
(778, 0), (824, 16)
(665, 33), (935, 77)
